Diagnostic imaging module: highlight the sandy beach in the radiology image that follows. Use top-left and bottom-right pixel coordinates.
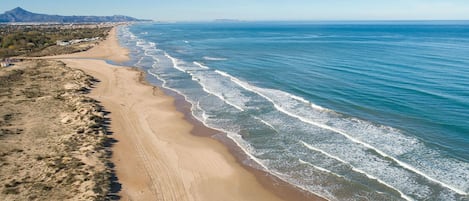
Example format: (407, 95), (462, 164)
(56, 27), (315, 201)
(3, 4), (467, 201)
(46, 27), (130, 63)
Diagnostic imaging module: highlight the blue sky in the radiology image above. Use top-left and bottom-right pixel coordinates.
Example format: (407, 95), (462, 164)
(1, 0), (469, 21)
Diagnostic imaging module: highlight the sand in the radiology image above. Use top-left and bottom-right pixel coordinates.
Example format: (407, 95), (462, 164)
(58, 27), (295, 201)
(46, 27), (130, 63)
(0, 60), (111, 201)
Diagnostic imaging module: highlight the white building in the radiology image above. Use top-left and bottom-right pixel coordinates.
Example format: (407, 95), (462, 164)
(56, 37), (100, 46)
(56, 40), (71, 46)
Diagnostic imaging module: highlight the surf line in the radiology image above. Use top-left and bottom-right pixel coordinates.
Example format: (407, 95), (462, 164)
(298, 159), (344, 178)
(290, 109), (467, 196)
(300, 141), (414, 201)
(252, 116), (277, 132)
(164, 54), (244, 112)
(215, 70), (467, 196)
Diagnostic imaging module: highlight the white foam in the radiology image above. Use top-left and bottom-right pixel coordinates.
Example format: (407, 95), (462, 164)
(293, 102), (466, 195)
(310, 103), (328, 111)
(136, 41), (145, 46)
(215, 70), (330, 113)
(119, 26), (137, 40)
(193, 61), (209, 69)
(135, 37), (157, 57)
(143, 50), (160, 62)
(225, 131), (272, 171)
(212, 71), (467, 196)
(300, 141), (348, 164)
(158, 56), (247, 113)
(197, 101), (211, 121)
(188, 72), (244, 112)
(300, 141), (414, 201)
(135, 56), (145, 66)
(181, 70), (258, 112)
(203, 56), (228, 61)
(202, 113), (208, 121)
(164, 52), (186, 73)
(148, 69), (167, 86)
(253, 116), (277, 131)
(215, 70), (329, 112)
(298, 159), (347, 179)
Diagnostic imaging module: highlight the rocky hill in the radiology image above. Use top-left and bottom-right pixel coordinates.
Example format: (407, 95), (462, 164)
(0, 7), (146, 23)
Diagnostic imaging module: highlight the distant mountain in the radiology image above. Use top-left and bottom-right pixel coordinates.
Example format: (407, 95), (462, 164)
(0, 7), (148, 23)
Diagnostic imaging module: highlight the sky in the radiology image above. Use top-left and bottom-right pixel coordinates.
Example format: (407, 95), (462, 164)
(1, 0), (469, 21)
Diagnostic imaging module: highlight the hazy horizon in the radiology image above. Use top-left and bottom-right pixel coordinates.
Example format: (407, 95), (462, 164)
(1, 0), (469, 22)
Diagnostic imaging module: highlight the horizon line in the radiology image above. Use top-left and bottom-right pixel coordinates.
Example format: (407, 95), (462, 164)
(151, 19), (469, 24)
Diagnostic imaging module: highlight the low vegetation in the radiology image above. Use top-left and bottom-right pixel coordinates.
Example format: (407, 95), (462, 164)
(0, 60), (115, 201)
(0, 25), (111, 58)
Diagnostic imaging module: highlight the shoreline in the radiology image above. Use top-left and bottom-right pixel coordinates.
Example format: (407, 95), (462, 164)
(56, 26), (326, 201)
(144, 63), (327, 201)
(166, 85), (326, 201)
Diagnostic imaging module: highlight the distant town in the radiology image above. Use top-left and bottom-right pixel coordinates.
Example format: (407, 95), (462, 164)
(0, 6), (144, 64)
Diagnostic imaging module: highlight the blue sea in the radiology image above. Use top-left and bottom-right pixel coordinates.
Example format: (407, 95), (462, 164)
(118, 22), (469, 201)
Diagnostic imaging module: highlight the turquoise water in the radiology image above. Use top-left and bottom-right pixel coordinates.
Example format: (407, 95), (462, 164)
(119, 22), (469, 200)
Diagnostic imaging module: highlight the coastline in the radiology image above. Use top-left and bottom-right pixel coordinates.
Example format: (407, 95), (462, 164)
(56, 26), (324, 201)
(45, 25), (329, 201)
(168, 86), (327, 201)
(3, 6), (469, 201)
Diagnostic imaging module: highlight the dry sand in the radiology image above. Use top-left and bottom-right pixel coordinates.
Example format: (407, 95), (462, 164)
(58, 27), (298, 201)
(46, 27), (130, 63)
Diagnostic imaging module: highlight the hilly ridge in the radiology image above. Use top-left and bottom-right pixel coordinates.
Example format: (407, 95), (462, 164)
(0, 7), (147, 23)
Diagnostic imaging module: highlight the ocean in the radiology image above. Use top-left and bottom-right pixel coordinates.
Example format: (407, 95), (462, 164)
(117, 22), (469, 201)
